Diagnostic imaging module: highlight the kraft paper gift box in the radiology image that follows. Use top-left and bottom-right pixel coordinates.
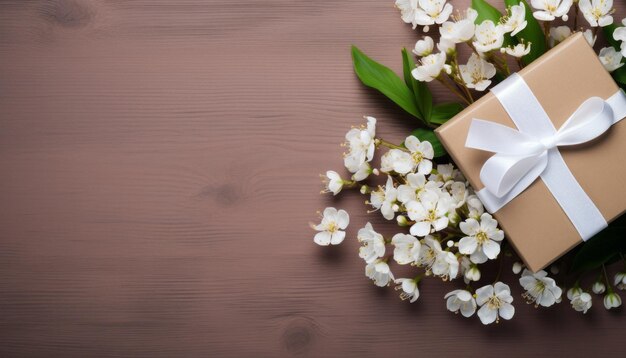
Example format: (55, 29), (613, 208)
(435, 33), (626, 272)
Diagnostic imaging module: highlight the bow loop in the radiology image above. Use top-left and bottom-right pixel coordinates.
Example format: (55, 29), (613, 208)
(466, 96), (615, 199)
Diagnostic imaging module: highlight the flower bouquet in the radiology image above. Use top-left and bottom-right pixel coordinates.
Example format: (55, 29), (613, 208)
(311, 0), (626, 324)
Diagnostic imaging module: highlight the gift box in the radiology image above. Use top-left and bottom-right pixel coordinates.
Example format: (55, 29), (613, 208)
(435, 33), (626, 272)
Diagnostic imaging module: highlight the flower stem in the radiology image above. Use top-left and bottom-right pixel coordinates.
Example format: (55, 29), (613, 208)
(574, 5), (579, 30)
(544, 21), (551, 49)
(493, 255), (504, 284)
(602, 264), (613, 292)
(436, 76), (471, 106)
(376, 138), (405, 151)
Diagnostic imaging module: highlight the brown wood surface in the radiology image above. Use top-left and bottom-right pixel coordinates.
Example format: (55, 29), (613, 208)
(0, 0), (624, 356)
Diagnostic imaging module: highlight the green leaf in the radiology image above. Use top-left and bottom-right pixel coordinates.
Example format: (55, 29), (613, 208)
(430, 102), (465, 125)
(603, 23), (621, 51)
(612, 65), (626, 85)
(401, 48), (433, 123)
(504, 0), (547, 65)
(570, 225), (626, 275)
(471, 0), (503, 24)
(410, 128), (447, 157)
(352, 46), (421, 120)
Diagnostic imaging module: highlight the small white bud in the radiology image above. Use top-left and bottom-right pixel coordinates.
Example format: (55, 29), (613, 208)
(512, 262), (523, 274)
(446, 240), (454, 248)
(592, 281), (606, 295)
(550, 265), (560, 275)
(396, 215), (409, 227)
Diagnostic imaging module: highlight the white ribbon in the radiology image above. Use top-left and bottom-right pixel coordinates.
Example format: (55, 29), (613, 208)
(466, 73), (626, 241)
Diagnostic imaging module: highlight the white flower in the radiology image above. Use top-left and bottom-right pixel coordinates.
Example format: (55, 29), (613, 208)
(412, 52), (447, 82)
(322, 170), (345, 195)
(414, 0), (454, 31)
(449, 181), (468, 208)
(583, 29), (597, 47)
(519, 269), (563, 307)
(614, 20), (626, 56)
(466, 195), (485, 219)
(614, 272), (626, 290)
(476, 282), (515, 324)
(380, 149), (411, 174)
(549, 26), (571, 48)
(395, 278), (420, 302)
(397, 173), (437, 204)
(502, 3), (528, 36)
(512, 261), (524, 274)
(417, 235), (442, 268)
(567, 286), (583, 300)
(405, 135), (434, 174)
(592, 281), (606, 294)
(445, 289), (477, 317)
(413, 36), (435, 56)
(431, 250), (459, 279)
(406, 190), (451, 237)
(459, 53), (497, 91)
(391, 233), (421, 265)
(599, 47), (624, 72)
(437, 38), (457, 55)
(357, 222), (386, 263)
(343, 116), (376, 172)
(570, 292), (592, 314)
(312, 207), (349, 246)
(458, 213), (504, 264)
(472, 20), (505, 53)
(428, 163), (457, 186)
(440, 8), (478, 43)
(395, 0), (422, 29)
(365, 259), (394, 287)
(579, 0), (614, 27)
(352, 161), (375, 181)
(604, 291), (622, 309)
(464, 263), (481, 282)
(504, 43), (532, 57)
(369, 176), (398, 220)
(531, 0), (573, 21)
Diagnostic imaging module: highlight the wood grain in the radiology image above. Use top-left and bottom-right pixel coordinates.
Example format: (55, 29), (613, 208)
(0, 0), (624, 356)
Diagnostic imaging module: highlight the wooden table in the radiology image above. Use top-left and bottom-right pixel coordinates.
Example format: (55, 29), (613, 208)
(0, 0), (624, 356)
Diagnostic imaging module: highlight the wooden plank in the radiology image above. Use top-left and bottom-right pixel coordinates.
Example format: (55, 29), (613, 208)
(0, 0), (624, 356)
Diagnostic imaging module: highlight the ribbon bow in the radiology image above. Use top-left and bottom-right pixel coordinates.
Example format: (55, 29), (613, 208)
(466, 97), (615, 198)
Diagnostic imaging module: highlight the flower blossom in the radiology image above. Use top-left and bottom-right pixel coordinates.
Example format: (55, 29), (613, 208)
(391, 233), (421, 265)
(344, 117), (376, 173)
(322, 170), (346, 195)
(579, 0), (614, 27)
(414, 0), (454, 31)
(459, 53), (497, 91)
(440, 8), (478, 44)
(406, 190), (451, 237)
(531, 0), (573, 21)
(312, 207), (349, 246)
(395, 278), (420, 302)
(459, 213), (504, 264)
(473, 20), (505, 53)
(519, 269), (562, 307)
(445, 289), (477, 317)
(412, 52), (448, 82)
(599, 47), (624, 72)
(504, 43), (532, 58)
(366, 259), (395, 287)
(604, 291), (622, 310)
(413, 36), (434, 56)
(357, 222), (386, 263)
(476, 282), (515, 324)
(502, 2), (528, 36)
(614, 19), (626, 56)
(369, 176), (398, 220)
